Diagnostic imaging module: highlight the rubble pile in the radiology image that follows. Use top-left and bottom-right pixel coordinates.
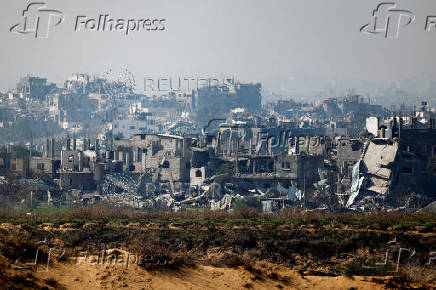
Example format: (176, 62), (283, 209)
(1, 76), (435, 212)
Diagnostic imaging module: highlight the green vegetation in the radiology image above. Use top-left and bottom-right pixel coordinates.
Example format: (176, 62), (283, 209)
(0, 206), (434, 287)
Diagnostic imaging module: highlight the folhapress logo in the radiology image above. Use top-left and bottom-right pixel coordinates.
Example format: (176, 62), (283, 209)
(10, 2), (64, 38)
(10, 2), (166, 38)
(360, 2), (414, 39)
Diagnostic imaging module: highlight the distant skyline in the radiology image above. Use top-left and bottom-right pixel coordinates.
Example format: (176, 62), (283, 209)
(1, 0), (436, 100)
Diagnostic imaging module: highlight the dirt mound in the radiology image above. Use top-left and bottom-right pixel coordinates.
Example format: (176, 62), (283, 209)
(0, 214), (434, 289)
(34, 261), (390, 290)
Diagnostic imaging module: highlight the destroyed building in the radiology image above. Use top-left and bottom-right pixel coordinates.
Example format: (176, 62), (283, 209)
(114, 134), (192, 182)
(16, 76), (57, 100)
(192, 82), (262, 126)
(1, 72), (435, 213)
(193, 82), (261, 112)
(390, 117), (436, 205)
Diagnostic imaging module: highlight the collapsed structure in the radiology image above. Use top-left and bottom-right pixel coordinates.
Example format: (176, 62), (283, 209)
(0, 74), (435, 212)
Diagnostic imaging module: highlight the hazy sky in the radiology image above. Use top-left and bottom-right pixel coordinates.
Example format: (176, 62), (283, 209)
(1, 0), (436, 96)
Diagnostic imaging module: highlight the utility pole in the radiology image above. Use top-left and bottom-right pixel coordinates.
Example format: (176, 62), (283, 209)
(235, 135), (239, 175)
(303, 158), (306, 207)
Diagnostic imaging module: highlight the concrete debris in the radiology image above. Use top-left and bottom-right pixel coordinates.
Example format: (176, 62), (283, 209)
(347, 161), (363, 208)
(417, 201), (436, 213)
(210, 194), (233, 210)
(1, 76), (435, 212)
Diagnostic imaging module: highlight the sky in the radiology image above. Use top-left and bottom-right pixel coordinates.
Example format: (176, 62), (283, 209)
(1, 0), (436, 100)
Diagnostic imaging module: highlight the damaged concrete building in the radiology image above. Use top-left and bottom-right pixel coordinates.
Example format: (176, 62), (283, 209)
(3, 72), (435, 214)
(113, 134), (192, 182)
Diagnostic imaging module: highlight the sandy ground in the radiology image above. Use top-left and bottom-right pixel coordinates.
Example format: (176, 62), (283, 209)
(35, 261), (389, 289)
(1, 221), (433, 289)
